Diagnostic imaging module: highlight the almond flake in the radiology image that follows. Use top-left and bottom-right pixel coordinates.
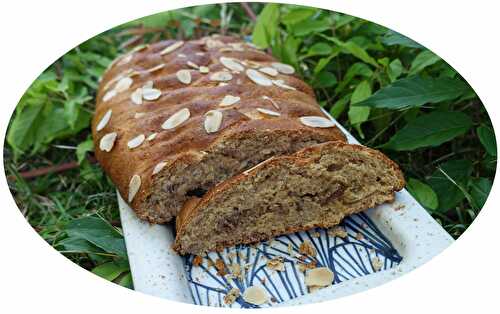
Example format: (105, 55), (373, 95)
(102, 89), (117, 102)
(127, 134), (145, 149)
(131, 44), (148, 53)
(328, 226), (348, 238)
(372, 257), (383, 272)
(115, 76), (133, 92)
(162, 108), (190, 130)
(262, 96), (280, 110)
(259, 67), (278, 76)
(242, 60), (262, 68)
(299, 240), (317, 257)
(177, 53), (186, 58)
(205, 38), (225, 49)
(142, 88), (162, 101)
(271, 62), (295, 74)
(224, 288), (240, 305)
(143, 80), (154, 89)
(257, 108), (280, 117)
(204, 110), (223, 133)
(160, 41), (184, 55)
(130, 88), (143, 105)
(116, 53), (133, 66)
(134, 112), (145, 119)
(228, 42), (245, 51)
(219, 95), (240, 107)
(96, 109), (112, 131)
(299, 116), (335, 128)
(186, 61), (199, 69)
(147, 133), (157, 141)
(128, 174), (141, 202)
(304, 267), (334, 287)
(99, 132), (117, 152)
(152, 161), (167, 175)
(218, 82), (229, 87)
(242, 286), (268, 305)
(195, 52), (205, 56)
(220, 57), (244, 72)
(146, 63), (165, 73)
(176, 69), (192, 84)
(210, 71), (233, 82)
(246, 69), (272, 86)
(272, 79), (296, 90)
(266, 257), (285, 271)
(199, 66), (209, 74)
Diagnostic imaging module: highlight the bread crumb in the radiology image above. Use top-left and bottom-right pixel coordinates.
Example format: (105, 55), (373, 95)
(287, 243), (293, 255)
(266, 256), (285, 271)
(224, 287), (240, 305)
(242, 286), (268, 305)
(372, 257), (383, 272)
(328, 226), (348, 238)
(192, 255), (203, 267)
(355, 232), (364, 240)
(311, 231), (321, 238)
(207, 259), (214, 268)
(304, 267), (334, 287)
(299, 240), (317, 257)
(297, 261), (317, 272)
(215, 259), (227, 276)
(227, 263), (241, 277)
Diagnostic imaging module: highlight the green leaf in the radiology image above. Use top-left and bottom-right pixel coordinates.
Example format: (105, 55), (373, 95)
(313, 48), (340, 74)
(355, 76), (471, 109)
(383, 111), (472, 151)
(348, 81), (372, 138)
(281, 7), (316, 25)
(469, 177), (493, 209)
(252, 4), (280, 49)
(117, 272), (134, 289)
(313, 71), (337, 88)
(329, 93), (352, 119)
(7, 102), (44, 156)
(407, 178), (438, 210)
(428, 159), (473, 212)
(291, 18), (332, 36)
(335, 62), (373, 93)
(388, 59), (404, 82)
(408, 50), (441, 75)
(65, 217), (127, 258)
(477, 125), (497, 156)
(382, 30), (424, 49)
(92, 261), (129, 281)
(59, 237), (104, 254)
(324, 36), (379, 67)
(76, 138), (94, 164)
(306, 42), (332, 56)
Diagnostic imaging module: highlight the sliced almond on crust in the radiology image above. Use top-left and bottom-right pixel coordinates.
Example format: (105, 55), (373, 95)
(257, 108), (280, 117)
(115, 76), (133, 92)
(96, 109), (112, 132)
(160, 41), (184, 55)
(262, 95), (280, 110)
(142, 80), (154, 89)
(134, 112), (145, 119)
(152, 161), (167, 175)
(209, 71), (233, 82)
(246, 69), (272, 86)
(116, 53), (133, 66)
(128, 174), (141, 202)
(146, 63), (165, 73)
(142, 88), (162, 101)
(130, 88), (143, 105)
(272, 79), (296, 90)
(176, 69), (192, 84)
(259, 67), (278, 77)
(219, 95), (240, 107)
(162, 108), (190, 130)
(204, 110), (223, 133)
(147, 133), (157, 141)
(199, 66), (209, 74)
(186, 61), (199, 69)
(127, 134), (145, 149)
(99, 132), (117, 152)
(299, 116), (335, 128)
(304, 267), (334, 287)
(271, 62), (295, 74)
(242, 286), (268, 305)
(102, 89), (117, 102)
(205, 38), (225, 49)
(220, 56), (244, 72)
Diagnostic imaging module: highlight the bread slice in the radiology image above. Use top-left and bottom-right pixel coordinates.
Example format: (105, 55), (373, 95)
(173, 141), (405, 255)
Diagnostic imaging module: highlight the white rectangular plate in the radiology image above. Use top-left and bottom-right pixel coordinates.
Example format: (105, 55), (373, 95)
(118, 113), (453, 307)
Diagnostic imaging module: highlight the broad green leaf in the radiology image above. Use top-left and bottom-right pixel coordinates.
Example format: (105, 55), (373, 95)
(92, 261), (129, 281)
(477, 125), (497, 156)
(428, 159), (473, 212)
(348, 81), (372, 138)
(281, 7), (316, 25)
(252, 4), (280, 48)
(76, 138), (94, 164)
(324, 36), (379, 67)
(383, 111), (472, 151)
(281, 35), (301, 67)
(388, 59), (404, 82)
(65, 217), (127, 258)
(329, 93), (352, 118)
(407, 178), (438, 210)
(333, 14), (356, 28)
(408, 50), (441, 75)
(355, 76), (471, 109)
(306, 42), (332, 56)
(469, 177), (493, 209)
(382, 30), (424, 49)
(118, 272), (134, 289)
(7, 103), (44, 156)
(313, 71), (337, 88)
(313, 48), (340, 74)
(59, 237), (104, 254)
(291, 18), (332, 36)
(335, 62), (373, 93)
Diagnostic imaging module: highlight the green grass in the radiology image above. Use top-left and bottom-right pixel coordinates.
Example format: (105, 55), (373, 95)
(3, 3), (496, 288)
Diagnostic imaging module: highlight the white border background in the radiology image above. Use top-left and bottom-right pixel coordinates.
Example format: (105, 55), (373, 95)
(1, 1), (498, 313)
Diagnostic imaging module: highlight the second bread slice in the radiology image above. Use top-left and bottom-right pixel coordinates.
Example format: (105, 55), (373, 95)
(173, 141), (405, 255)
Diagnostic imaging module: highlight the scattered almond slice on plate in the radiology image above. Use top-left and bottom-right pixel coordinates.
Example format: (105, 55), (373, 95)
(242, 286), (268, 305)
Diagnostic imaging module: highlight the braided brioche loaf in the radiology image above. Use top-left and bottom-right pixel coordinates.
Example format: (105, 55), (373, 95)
(92, 35), (347, 223)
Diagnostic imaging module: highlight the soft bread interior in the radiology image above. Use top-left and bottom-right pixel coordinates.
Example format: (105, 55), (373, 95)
(174, 142), (404, 255)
